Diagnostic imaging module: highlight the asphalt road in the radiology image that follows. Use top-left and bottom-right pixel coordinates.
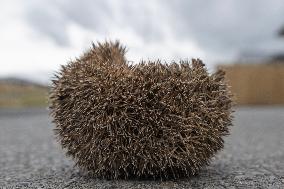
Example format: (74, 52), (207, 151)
(0, 107), (283, 188)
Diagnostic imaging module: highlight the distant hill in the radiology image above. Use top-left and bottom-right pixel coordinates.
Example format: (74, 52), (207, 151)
(0, 77), (48, 87)
(0, 77), (49, 108)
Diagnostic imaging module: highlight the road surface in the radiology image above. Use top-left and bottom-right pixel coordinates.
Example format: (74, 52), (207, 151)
(0, 107), (283, 188)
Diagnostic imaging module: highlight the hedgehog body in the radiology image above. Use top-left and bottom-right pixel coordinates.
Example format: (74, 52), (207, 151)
(50, 41), (233, 179)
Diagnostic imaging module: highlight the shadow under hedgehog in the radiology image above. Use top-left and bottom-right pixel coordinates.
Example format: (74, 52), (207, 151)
(49, 41), (234, 180)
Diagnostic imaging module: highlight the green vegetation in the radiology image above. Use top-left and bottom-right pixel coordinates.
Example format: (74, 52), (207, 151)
(0, 83), (49, 108)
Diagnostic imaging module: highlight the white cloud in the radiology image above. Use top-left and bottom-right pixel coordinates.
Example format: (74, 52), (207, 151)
(0, 0), (76, 83)
(1, 0), (284, 83)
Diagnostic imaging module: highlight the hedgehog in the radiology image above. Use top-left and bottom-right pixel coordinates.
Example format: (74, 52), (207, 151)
(49, 41), (233, 179)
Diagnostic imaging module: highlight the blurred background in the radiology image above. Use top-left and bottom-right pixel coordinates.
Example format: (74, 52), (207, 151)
(1, 0), (284, 108)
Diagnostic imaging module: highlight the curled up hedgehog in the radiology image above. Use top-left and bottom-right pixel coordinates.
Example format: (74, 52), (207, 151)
(49, 41), (233, 179)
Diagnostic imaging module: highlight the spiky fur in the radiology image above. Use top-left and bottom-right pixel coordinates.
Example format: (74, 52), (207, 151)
(49, 41), (233, 179)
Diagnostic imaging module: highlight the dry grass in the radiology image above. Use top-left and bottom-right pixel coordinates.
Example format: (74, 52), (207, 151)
(219, 63), (284, 105)
(0, 83), (49, 108)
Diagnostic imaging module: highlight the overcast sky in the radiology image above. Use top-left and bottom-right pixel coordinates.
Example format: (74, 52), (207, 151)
(1, 0), (284, 84)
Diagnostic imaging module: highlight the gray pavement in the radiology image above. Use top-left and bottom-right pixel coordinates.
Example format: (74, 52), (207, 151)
(0, 107), (283, 188)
